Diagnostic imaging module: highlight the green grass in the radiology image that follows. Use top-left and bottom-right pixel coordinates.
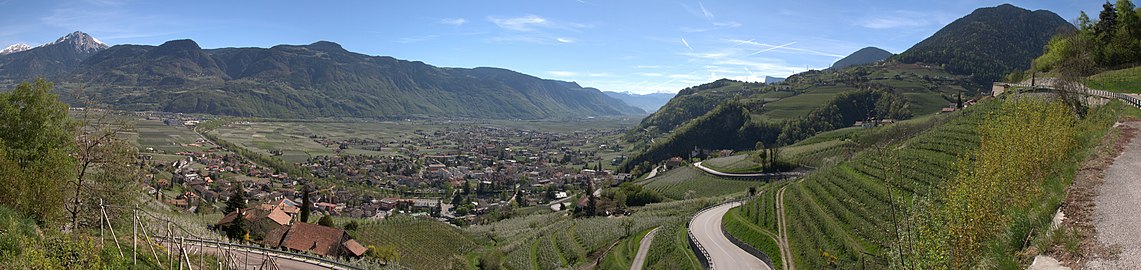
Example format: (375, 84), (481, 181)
(1087, 66), (1141, 94)
(761, 93), (845, 121)
(599, 227), (655, 270)
(701, 154), (763, 173)
(640, 166), (765, 200)
(643, 223), (701, 270)
(349, 215), (479, 269)
(466, 199), (711, 269)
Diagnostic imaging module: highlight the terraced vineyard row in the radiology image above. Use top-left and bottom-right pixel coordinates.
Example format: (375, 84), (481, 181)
(764, 103), (991, 269)
(641, 166), (767, 200)
(480, 199), (712, 269)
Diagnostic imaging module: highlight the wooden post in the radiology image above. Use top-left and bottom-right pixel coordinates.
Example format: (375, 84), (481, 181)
(133, 204), (138, 266)
(101, 198), (124, 257)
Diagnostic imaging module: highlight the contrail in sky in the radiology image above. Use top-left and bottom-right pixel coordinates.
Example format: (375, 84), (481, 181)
(748, 42), (796, 56)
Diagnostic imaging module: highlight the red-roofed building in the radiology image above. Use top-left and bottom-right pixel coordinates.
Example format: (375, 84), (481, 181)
(266, 222), (366, 258)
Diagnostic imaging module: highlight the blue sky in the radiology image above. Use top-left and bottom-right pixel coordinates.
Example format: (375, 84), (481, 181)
(0, 0), (1100, 94)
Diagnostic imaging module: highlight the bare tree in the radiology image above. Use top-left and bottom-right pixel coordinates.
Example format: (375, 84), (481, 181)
(66, 96), (140, 230)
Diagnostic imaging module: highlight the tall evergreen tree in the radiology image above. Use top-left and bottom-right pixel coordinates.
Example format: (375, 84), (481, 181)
(224, 185), (246, 215)
(1095, 1), (1119, 44)
(300, 184), (312, 223)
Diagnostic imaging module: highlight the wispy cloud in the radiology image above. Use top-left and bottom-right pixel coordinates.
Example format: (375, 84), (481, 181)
(698, 2), (715, 19)
(489, 15), (549, 31)
(680, 38), (694, 51)
(556, 37), (574, 43)
(398, 35), (440, 43)
(440, 18), (467, 26)
(548, 71), (578, 77)
(856, 10), (954, 29)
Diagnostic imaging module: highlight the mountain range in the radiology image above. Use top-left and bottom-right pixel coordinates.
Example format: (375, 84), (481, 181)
(0, 33), (643, 119)
(603, 91), (674, 112)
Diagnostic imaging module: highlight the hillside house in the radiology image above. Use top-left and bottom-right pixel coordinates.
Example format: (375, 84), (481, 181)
(265, 222), (367, 258)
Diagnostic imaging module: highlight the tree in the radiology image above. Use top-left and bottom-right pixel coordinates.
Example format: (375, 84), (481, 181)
(343, 220), (359, 231)
(0, 79), (75, 227)
(225, 209), (246, 241)
(318, 215), (334, 227)
(224, 185), (246, 215)
(1078, 11), (1092, 31)
(1095, 1), (1119, 44)
(66, 94), (139, 230)
(300, 184), (312, 223)
(366, 244), (400, 264)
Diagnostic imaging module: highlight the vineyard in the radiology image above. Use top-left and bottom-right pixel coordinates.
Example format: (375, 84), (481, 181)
(598, 227), (654, 269)
(463, 198), (713, 270)
(770, 101), (990, 269)
(349, 215), (479, 269)
(744, 97), (1136, 269)
(639, 166), (767, 200)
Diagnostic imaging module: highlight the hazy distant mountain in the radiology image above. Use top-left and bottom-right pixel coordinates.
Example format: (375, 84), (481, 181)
(0, 31), (108, 80)
(897, 4), (1074, 83)
(51, 38), (643, 119)
(603, 91), (674, 112)
(831, 47), (892, 69)
(0, 43), (32, 55)
(764, 76), (785, 84)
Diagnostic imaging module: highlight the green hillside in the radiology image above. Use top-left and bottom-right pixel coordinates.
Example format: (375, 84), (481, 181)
(897, 4), (1075, 84)
(620, 64), (971, 174)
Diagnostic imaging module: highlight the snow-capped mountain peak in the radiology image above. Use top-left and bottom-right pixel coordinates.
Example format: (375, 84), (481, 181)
(48, 31), (109, 53)
(0, 43), (32, 55)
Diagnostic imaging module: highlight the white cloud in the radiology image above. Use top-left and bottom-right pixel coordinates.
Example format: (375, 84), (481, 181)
(637, 72), (664, 77)
(489, 15), (549, 31)
(548, 71), (578, 77)
(440, 18), (467, 26)
(856, 10), (955, 29)
(556, 37), (574, 43)
(680, 38), (694, 51)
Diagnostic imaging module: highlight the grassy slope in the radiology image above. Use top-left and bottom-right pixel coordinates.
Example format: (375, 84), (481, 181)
(640, 166), (764, 200)
(1086, 66), (1141, 94)
(722, 207), (783, 270)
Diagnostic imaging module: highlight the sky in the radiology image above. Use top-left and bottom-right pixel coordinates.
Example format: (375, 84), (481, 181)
(0, 0), (1103, 94)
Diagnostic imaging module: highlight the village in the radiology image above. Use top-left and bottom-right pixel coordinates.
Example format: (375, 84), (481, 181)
(137, 115), (635, 258)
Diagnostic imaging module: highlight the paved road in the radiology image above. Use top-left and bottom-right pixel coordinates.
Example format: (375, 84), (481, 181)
(690, 202), (771, 270)
(693, 162), (805, 178)
(159, 240), (348, 270)
(630, 227), (660, 270)
(1087, 121), (1141, 269)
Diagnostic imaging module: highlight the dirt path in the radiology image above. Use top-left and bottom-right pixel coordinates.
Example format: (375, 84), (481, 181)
(1086, 121), (1141, 269)
(629, 227), (660, 270)
(776, 186), (794, 270)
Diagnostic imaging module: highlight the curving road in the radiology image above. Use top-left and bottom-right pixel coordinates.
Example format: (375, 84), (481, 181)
(690, 202), (771, 270)
(693, 162), (805, 178)
(630, 227), (660, 270)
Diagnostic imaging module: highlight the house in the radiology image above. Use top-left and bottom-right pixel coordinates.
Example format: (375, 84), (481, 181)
(666, 157), (684, 168)
(216, 205), (293, 241)
(265, 222), (367, 258)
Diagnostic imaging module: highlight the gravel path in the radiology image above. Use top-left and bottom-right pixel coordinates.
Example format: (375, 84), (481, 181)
(1086, 122), (1141, 269)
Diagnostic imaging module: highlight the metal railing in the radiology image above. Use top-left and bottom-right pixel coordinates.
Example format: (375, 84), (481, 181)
(1006, 81), (1141, 109)
(158, 236), (367, 270)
